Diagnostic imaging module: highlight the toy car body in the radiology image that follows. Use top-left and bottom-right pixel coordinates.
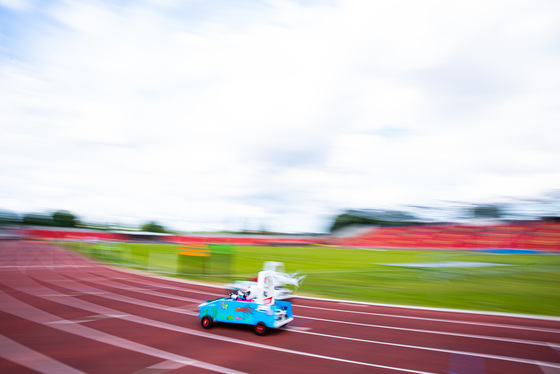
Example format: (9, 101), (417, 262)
(199, 270), (294, 335)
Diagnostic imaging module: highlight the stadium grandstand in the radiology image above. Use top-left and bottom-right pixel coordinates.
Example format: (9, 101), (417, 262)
(16, 226), (322, 247)
(14, 219), (560, 251)
(328, 220), (560, 250)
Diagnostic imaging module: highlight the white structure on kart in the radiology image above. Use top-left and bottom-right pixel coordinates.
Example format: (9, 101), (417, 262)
(226, 261), (305, 300)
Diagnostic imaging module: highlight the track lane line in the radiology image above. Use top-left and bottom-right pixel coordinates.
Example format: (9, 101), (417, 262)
(49, 267), (207, 303)
(295, 304), (560, 334)
(0, 334), (86, 374)
(36, 273), (200, 316)
(295, 314), (560, 348)
(74, 263), (226, 298)
(286, 328), (560, 370)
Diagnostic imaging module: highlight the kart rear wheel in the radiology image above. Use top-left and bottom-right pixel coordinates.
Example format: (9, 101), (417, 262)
(201, 316), (213, 329)
(254, 322), (268, 336)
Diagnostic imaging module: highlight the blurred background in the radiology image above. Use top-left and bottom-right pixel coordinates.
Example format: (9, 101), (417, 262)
(1, 0), (560, 234)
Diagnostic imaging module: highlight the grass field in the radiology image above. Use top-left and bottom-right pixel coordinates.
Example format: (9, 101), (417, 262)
(62, 242), (560, 317)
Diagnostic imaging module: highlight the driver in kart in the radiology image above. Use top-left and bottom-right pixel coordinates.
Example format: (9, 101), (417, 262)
(231, 290), (254, 302)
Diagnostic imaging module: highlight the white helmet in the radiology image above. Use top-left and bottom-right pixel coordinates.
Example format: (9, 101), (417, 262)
(246, 285), (257, 299)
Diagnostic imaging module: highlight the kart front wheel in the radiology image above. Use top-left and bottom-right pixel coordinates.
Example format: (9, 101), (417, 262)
(201, 316), (213, 329)
(254, 322), (268, 336)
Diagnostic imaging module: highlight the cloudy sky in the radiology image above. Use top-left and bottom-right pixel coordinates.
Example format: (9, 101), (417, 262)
(1, 0), (559, 233)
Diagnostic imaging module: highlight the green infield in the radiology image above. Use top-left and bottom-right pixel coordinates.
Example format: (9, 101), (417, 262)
(61, 242), (560, 317)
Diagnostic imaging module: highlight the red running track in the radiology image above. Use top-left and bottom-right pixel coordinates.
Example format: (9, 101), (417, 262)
(1, 241), (559, 374)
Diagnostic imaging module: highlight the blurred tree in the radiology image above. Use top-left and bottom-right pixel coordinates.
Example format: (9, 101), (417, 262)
(498, 189), (560, 220)
(52, 211), (78, 227)
(0, 210), (20, 225)
(469, 204), (502, 219)
(141, 221), (167, 233)
(22, 213), (53, 226)
(330, 209), (420, 232)
(330, 214), (377, 232)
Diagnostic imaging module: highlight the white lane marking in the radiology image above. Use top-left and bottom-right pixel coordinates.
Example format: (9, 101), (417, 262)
(295, 295), (560, 322)
(72, 265), (225, 298)
(129, 359), (190, 373)
(51, 270), (206, 303)
(539, 364), (560, 374)
(46, 320), (81, 324)
(104, 264), (227, 291)
(42, 277), (200, 316)
(376, 261), (514, 268)
(27, 267), (560, 349)
(295, 304), (560, 334)
(145, 360), (189, 370)
(47, 314), (130, 324)
(283, 326), (312, 331)
(338, 302), (368, 307)
(296, 314), (560, 348)
(0, 334), (86, 374)
(286, 328), (560, 370)
(0, 283), (436, 374)
(0, 293), (246, 374)
(10, 273), (200, 318)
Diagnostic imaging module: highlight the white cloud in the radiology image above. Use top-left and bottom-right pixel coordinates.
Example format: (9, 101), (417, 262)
(1, 0), (559, 232)
(0, 0), (32, 11)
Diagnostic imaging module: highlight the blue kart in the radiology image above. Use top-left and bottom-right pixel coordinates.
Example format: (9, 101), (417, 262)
(198, 270), (294, 336)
